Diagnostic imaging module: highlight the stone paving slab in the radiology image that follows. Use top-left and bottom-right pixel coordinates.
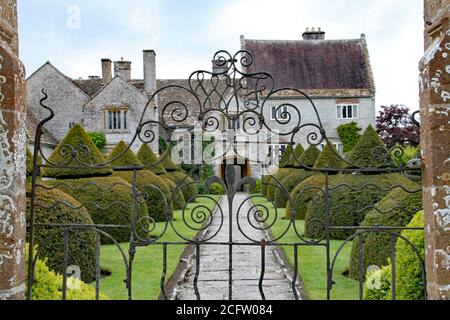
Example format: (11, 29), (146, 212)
(174, 193), (300, 301)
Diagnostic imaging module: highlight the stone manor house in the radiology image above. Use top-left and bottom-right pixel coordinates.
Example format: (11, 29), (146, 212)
(26, 28), (376, 179)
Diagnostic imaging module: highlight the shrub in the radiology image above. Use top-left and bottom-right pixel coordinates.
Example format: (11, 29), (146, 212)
(364, 265), (391, 300)
(348, 184), (423, 280)
(295, 146), (320, 167)
(273, 170), (315, 208)
(43, 124), (112, 178)
(304, 173), (413, 240)
(337, 122), (362, 153)
(396, 211), (425, 300)
(161, 171), (199, 202)
(279, 145), (293, 168)
(391, 145), (420, 167)
(26, 186), (96, 282)
(88, 132), (107, 151)
(46, 177), (148, 244)
(347, 125), (388, 168)
(287, 144), (305, 167)
(163, 178), (186, 210)
(245, 178), (261, 194)
(261, 175), (271, 196)
(159, 151), (181, 172)
(137, 143), (167, 175)
(108, 141), (143, 168)
(26, 146), (34, 176)
(313, 143), (344, 169)
(210, 183), (225, 195)
(266, 168), (293, 201)
(27, 245), (108, 300)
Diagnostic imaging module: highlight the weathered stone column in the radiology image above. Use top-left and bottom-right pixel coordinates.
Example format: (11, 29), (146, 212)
(420, 0), (450, 300)
(0, 0), (27, 300)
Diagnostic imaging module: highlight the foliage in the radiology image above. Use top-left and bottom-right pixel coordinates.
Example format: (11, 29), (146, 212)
(349, 183), (423, 280)
(163, 178), (186, 210)
(364, 265), (392, 300)
(26, 146), (34, 176)
(337, 122), (362, 153)
(313, 143), (344, 170)
(261, 175), (270, 196)
(161, 171), (199, 202)
(266, 168), (293, 201)
(88, 132), (107, 151)
(27, 245), (107, 300)
(396, 211), (425, 300)
(108, 141), (143, 168)
(279, 145), (293, 168)
(46, 177), (148, 244)
(287, 144), (305, 167)
(391, 145), (420, 167)
(376, 105), (420, 149)
(159, 136), (169, 153)
(137, 143), (167, 175)
(26, 185), (96, 282)
(210, 183), (225, 195)
(273, 170), (315, 209)
(296, 146), (320, 167)
(159, 151), (181, 172)
(43, 124), (112, 178)
(114, 170), (172, 222)
(245, 178), (261, 194)
(347, 125), (388, 168)
(304, 173), (413, 240)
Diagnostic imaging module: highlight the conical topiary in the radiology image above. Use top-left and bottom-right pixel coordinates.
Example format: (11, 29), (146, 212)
(160, 150), (181, 172)
(43, 124), (112, 178)
(348, 125), (388, 168)
(287, 144), (305, 168)
(137, 143), (166, 175)
(314, 143), (344, 170)
(26, 146), (33, 177)
(295, 146), (321, 167)
(279, 145), (293, 168)
(108, 141), (143, 168)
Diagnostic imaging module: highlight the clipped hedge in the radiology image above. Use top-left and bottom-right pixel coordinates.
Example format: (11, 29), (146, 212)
(295, 146), (320, 167)
(26, 186), (96, 283)
(46, 177), (148, 244)
(347, 125), (388, 168)
(160, 151), (181, 172)
(161, 171), (199, 202)
(304, 173), (414, 240)
(287, 144), (305, 167)
(273, 170), (315, 209)
(26, 146), (34, 176)
(314, 143), (344, 169)
(210, 183), (226, 195)
(164, 178), (186, 210)
(266, 168), (293, 201)
(27, 246), (107, 300)
(109, 141), (143, 168)
(43, 124), (112, 178)
(348, 185), (423, 280)
(137, 143), (167, 175)
(279, 145), (293, 168)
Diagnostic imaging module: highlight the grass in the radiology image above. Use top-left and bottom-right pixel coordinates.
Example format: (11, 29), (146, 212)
(95, 196), (221, 300)
(252, 197), (359, 300)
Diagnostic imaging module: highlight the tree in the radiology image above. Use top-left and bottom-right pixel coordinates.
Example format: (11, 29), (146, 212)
(337, 122), (361, 153)
(376, 105), (420, 149)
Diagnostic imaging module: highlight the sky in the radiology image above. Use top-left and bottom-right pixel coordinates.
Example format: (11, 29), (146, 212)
(19, 0), (424, 111)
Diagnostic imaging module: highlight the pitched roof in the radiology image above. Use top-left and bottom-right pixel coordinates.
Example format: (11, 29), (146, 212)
(26, 109), (58, 146)
(73, 78), (105, 97)
(241, 36), (375, 97)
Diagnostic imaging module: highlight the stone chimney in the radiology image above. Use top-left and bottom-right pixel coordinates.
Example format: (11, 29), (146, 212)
(302, 27), (325, 40)
(143, 50), (156, 94)
(114, 58), (132, 81)
(101, 58), (112, 83)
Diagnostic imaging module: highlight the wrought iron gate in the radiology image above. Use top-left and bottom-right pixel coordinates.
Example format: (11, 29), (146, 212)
(27, 50), (425, 300)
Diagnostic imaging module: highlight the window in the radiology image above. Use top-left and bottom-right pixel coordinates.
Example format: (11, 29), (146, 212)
(271, 106), (289, 121)
(268, 144), (287, 165)
(104, 109), (128, 131)
(337, 105), (358, 119)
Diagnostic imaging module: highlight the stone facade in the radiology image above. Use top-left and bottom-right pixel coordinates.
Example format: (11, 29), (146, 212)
(420, 0), (450, 300)
(0, 0), (26, 300)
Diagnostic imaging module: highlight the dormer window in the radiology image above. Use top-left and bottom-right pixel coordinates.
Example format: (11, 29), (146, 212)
(104, 108), (128, 132)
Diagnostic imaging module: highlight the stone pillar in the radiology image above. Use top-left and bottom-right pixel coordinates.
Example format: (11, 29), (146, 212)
(0, 0), (27, 300)
(420, 0), (450, 300)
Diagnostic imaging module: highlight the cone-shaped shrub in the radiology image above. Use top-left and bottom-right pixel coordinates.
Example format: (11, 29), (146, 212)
(313, 143), (344, 170)
(348, 125), (388, 168)
(137, 143), (166, 175)
(43, 124), (112, 178)
(26, 146), (34, 176)
(46, 176), (148, 244)
(266, 168), (292, 201)
(304, 173), (414, 240)
(161, 171), (198, 202)
(108, 142), (172, 222)
(273, 169), (315, 208)
(348, 183), (422, 280)
(279, 145), (293, 168)
(160, 151), (181, 172)
(26, 185), (96, 282)
(287, 144), (305, 168)
(164, 178), (186, 210)
(295, 146), (321, 167)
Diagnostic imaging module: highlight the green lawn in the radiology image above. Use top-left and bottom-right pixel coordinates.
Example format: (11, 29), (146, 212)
(95, 196), (221, 300)
(252, 197), (359, 300)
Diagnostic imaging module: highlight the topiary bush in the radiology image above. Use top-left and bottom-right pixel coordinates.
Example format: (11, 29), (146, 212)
(261, 175), (270, 196)
(27, 245), (108, 300)
(109, 141), (143, 168)
(161, 171), (199, 202)
(314, 143), (344, 169)
(273, 170), (315, 209)
(163, 178), (186, 210)
(304, 173), (414, 240)
(137, 143), (167, 175)
(364, 265), (392, 300)
(27, 146), (34, 176)
(347, 125), (388, 168)
(210, 182), (225, 195)
(396, 211), (425, 300)
(287, 144), (305, 167)
(46, 177), (148, 244)
(348, 184), (423, 280)
(266, 168), (293, 201)
(279, 145), (293, 168)
(43, 124), (112, 178)
(26, 186), (96, 283)
(159, 151), (181, 172)
(295, 146), (321, 167)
